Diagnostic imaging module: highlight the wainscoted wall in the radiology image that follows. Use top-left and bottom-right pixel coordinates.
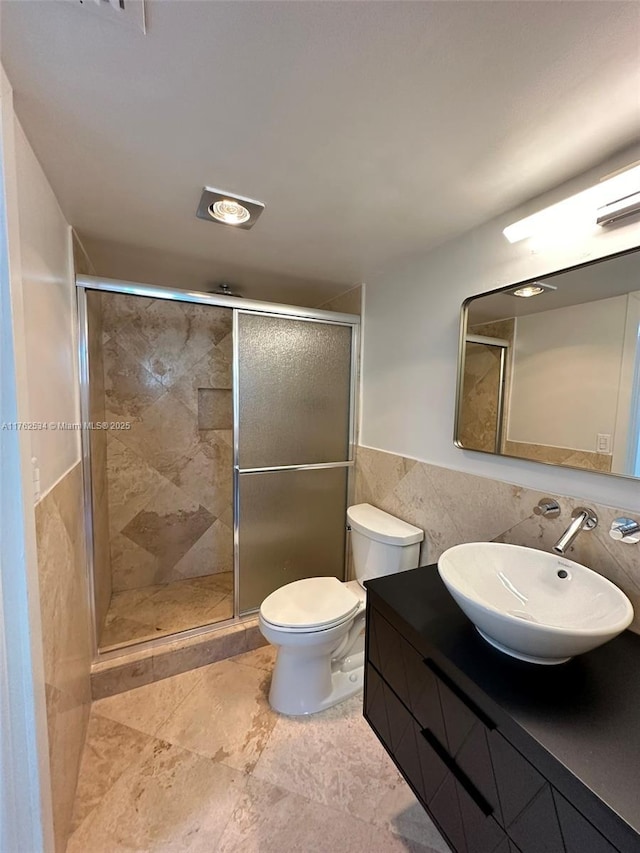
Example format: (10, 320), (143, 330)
(355, 446), (640, 633)
(97, 292), (234, 591)
(503, 440), (612, 473)
(35, 463), (92, 852)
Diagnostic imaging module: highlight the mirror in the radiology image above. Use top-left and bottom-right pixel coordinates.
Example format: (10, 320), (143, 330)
(456, 247), (640, 479)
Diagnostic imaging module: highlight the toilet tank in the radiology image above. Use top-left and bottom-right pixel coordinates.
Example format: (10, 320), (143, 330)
(347, 504), (424, 586)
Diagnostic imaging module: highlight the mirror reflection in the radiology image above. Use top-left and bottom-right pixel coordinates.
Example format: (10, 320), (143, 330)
(456, 248), (640, 479)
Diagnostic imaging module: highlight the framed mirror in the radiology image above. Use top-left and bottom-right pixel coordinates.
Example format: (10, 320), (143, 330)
(455, 247), (640, 479)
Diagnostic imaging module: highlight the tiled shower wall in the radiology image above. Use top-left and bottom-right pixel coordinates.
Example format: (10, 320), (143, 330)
(92, 292), (234, 595)
(460, 319), (514, 453)
(355, 445), (640, 633)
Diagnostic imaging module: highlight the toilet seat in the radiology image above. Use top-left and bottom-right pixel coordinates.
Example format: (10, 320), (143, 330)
(260, 576), (360, 631)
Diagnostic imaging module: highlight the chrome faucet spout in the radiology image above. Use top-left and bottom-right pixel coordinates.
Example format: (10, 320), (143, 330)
(553, 507), (598, 554)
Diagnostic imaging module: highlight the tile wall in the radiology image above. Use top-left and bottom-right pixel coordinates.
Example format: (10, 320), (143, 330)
(355, 446), (640, 633)
(95, 292), (234, 593)
(35, 463), (93, 851)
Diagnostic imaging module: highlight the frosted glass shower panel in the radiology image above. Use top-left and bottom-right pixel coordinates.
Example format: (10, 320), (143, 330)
(238, 314), (352, 467)
(238, 466), (348, 612)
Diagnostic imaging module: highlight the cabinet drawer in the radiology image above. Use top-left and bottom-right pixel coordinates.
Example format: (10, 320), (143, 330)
(364, 661), (506, 853)
(553, 791), (620, 853)
(368, 607), (447, 745)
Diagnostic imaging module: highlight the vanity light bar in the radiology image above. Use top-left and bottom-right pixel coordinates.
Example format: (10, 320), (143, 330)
(503, 163), (640, 243)
(596, 191), (640, 226)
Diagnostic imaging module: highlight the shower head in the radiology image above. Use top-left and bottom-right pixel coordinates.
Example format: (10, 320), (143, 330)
(211, 282), (243, 298)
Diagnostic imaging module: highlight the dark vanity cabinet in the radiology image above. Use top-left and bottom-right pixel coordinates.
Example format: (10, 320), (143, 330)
(364, 568), (640, 853)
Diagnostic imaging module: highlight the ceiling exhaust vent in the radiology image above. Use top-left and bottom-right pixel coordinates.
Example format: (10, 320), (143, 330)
(77, 0), (146, 34)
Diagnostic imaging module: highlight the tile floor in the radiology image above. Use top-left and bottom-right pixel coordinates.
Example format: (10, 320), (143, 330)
(67, 646), (450, 852)
(100, 572), (234, 649)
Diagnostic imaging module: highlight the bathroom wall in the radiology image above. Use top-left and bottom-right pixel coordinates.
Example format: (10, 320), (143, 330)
(361, 142), (640, 514)
(356, 445), (640, 633)
(12, 116), (92, 851)
(508, 295), (626, 454)
(97, 292), (234, 591)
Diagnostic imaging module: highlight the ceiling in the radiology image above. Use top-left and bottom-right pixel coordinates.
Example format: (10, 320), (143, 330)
(468, 248), (640, 324)
(2, 1), (639, 306)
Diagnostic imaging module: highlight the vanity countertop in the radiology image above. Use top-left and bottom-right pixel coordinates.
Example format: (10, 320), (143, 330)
(365, 565), (640, 850)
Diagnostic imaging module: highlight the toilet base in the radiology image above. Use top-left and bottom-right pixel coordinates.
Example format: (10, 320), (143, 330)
(266, 629), (365, 716)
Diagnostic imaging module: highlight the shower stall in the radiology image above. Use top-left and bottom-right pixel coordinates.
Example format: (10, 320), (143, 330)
(77, 276), (359, 658)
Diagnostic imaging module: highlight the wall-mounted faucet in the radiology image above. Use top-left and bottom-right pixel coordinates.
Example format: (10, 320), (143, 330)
(609, 518), (640, 544)
(533, 498), (560, 518)
(553, 507), (598, 554)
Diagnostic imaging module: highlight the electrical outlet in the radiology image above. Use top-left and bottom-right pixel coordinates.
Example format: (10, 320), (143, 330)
(596, 433), (612, 454)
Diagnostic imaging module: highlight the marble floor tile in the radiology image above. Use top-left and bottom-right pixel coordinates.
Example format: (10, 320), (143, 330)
(100, 572), (234, 649)
(252, 693), (410, 826)
(154, 659), (276, 773)
(93, 665), (206, 737)
(100, 615), (161, 647)
(70, 644), (449, 853)
(70, 712), (154, 833)
(230, 644), (278, 672)
(215, 775), (375, 853)
(67, 737), (247, 853)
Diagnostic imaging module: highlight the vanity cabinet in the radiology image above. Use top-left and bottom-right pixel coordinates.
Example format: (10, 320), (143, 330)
(364, 568), (640, 853)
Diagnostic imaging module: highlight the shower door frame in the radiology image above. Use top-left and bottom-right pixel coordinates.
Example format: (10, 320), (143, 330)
(76, 275), (360, 663)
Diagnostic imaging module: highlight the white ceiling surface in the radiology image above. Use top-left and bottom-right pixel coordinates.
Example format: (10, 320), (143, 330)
(468, 249), (640, 324)
(1, 1), (640, 305)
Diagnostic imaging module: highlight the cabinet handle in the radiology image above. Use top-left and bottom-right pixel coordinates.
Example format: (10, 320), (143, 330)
(423, 658), (496, 731)
(421, 728), (494, 818)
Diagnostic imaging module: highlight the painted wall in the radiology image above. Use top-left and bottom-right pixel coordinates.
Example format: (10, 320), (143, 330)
(361, 144), (640, 512)
(0, 64), (55, 853)
(508, 296), (626, 451)
(8, 93), (92, 851)
(15, 121), (79, 494)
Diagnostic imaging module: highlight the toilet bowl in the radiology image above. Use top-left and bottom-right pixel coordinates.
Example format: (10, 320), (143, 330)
(259, 504), (424, 715)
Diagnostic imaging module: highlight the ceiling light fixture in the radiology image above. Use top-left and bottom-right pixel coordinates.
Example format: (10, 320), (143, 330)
(196, 186), (265, 230)
(509, 281), (557, 298)
(596, 191), (640, 226)
(502, 162), (640, 244)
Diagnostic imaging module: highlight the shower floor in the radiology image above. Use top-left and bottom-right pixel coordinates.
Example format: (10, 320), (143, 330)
(99, 572), (234, 650)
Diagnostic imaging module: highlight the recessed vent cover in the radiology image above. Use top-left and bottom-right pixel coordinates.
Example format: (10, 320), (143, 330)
(77, 0), (146, 34)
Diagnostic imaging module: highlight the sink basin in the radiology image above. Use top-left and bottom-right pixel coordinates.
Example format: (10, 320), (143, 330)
(437, 542), (633, 665)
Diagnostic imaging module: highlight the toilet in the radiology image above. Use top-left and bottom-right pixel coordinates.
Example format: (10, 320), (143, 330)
(259, 503), (424, 715)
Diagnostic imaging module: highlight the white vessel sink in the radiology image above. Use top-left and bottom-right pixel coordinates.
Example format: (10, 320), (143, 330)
(438, 542), (634, 665)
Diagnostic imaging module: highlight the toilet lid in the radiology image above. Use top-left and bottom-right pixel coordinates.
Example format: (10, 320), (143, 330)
(260, 577), (360, 630)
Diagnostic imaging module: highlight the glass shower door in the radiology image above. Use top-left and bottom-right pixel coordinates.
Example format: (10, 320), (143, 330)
(236, 312), (354, 612)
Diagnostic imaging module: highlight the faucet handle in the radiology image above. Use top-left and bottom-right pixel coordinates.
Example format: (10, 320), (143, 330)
(609, 518), (640, 544)
(533, 498), (560, 518)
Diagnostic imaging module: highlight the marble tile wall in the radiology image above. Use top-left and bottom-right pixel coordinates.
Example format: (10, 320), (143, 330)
(99, 293), (234, 593)
(355, 445), (640, 633)
(35, 462), (93, 851)
(459, 319), (514, 453)
(503, 439), (613, 473)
